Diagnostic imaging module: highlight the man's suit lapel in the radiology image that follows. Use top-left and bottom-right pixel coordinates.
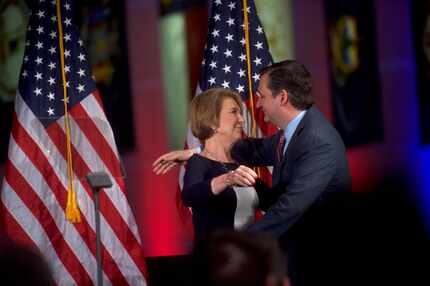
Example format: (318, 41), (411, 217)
(272, 107), (313, 185)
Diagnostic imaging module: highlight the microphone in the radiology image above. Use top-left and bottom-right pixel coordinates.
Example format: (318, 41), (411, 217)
(86, 172), (112, 189)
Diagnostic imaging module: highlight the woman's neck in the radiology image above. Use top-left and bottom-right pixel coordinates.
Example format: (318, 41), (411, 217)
(202, 138), (234, 163)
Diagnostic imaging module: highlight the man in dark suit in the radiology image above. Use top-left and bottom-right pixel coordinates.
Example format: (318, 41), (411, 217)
(231, 60), (351, 286)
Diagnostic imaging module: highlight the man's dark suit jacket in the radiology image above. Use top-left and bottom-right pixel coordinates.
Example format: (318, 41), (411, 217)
(231, 105), (351, 285)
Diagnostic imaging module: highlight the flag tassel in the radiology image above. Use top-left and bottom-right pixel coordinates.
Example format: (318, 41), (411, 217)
(65, 183), (81, 223)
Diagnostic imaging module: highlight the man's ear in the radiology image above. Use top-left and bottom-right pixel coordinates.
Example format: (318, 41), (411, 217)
(279, 90), (289, 106)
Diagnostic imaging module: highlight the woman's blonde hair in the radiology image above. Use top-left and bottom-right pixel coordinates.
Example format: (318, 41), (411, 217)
(190, 88), (242, 144)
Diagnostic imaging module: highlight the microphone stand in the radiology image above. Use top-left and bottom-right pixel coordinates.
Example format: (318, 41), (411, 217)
(86, 172), (113, 286)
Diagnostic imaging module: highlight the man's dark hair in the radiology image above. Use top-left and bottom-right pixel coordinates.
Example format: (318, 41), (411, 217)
(261, 60), (314, 110)
(192, 230), (286, 286)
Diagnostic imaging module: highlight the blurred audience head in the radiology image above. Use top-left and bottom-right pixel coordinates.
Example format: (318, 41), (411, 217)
(0, 237), (55, 286)
(193, 230), (288, 286)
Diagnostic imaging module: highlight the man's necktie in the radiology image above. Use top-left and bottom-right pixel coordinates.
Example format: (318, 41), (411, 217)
(277, 135), (286, 162)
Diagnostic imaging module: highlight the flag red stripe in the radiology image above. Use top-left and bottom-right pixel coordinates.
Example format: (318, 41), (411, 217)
(45, 121), (147, 276)
(11, 114), (129, 285)
(1, 201), (37, 247)
(5, 161), (92, 285)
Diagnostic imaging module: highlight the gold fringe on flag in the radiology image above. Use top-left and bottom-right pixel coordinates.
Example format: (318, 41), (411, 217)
(56, 0), (81, 223)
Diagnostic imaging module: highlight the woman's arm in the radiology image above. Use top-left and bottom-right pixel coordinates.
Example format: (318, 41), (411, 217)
(182, 159), (257, 206)
(153, 148), (200, 174)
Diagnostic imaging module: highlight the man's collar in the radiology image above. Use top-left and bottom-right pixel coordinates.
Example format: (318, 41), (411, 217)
(283, 109), (306, 145)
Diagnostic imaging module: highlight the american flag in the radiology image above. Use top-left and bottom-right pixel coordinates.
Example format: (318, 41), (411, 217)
(0, 1), (147, 285)
(178, 0), (277, 227)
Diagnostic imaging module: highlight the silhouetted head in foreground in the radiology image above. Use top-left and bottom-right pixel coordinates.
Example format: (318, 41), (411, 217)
(0, 238), (55, 286)
(193, 230), (289, 286)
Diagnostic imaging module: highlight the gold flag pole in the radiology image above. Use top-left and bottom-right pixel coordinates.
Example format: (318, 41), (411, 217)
(242, 0), (257, 138)
(242, 0), (262, 177)
(56, 0), (81, 223)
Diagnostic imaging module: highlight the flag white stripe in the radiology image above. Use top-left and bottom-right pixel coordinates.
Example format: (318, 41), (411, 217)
(80, 94), (120, 159)
(1, 181), (77, 286)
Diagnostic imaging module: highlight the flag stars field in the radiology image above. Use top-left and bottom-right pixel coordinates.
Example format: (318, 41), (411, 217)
(197, 0), (271, 95)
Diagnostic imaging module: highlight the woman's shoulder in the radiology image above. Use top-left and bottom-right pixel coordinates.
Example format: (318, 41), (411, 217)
(187, 153), (214, 168)
(189, 153), (208, 163)
(188, 154), (236, 172)
(184, 154), (219, 181)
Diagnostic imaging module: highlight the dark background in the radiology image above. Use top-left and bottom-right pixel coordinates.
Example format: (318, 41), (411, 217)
(325, 0), (384, 147)
(412, 0), (430, 144)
